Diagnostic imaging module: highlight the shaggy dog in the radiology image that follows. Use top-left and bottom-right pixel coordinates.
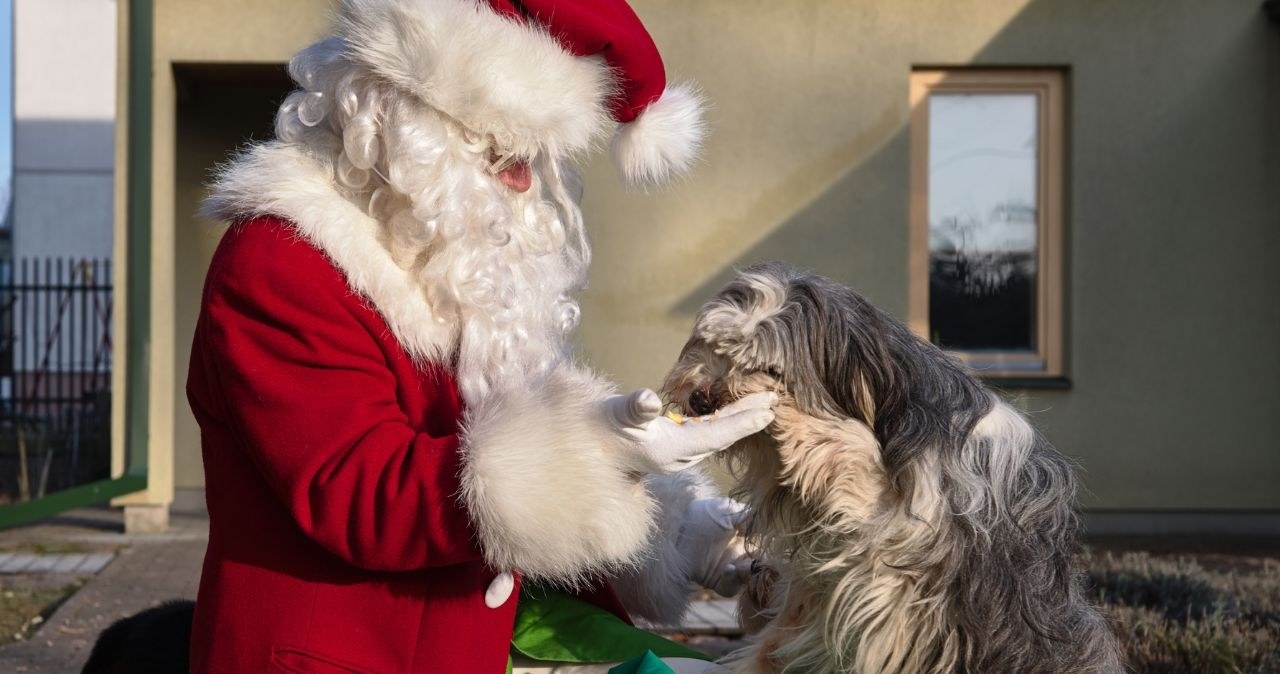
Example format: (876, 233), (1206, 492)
(662, 263), (1122, 674)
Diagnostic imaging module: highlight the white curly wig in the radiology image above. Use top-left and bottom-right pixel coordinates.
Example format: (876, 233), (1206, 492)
(271, 37), (592, 402)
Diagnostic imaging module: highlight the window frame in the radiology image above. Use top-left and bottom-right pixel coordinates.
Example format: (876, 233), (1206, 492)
(908, 68), (1066, 381)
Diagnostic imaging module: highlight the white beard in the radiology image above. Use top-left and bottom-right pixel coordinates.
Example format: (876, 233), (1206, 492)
(367, 98), (589, 403)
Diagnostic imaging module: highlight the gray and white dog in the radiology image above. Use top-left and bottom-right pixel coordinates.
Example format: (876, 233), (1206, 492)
(662, 262), (1122, 674)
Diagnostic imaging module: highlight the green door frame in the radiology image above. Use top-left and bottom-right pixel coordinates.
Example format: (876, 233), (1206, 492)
(0, 0), (152, 528)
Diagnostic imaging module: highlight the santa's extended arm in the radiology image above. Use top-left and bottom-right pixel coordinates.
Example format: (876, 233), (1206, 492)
(457, 366), (660, 582)
(460, 368), (769, 607)
(196, 213), (763, 618)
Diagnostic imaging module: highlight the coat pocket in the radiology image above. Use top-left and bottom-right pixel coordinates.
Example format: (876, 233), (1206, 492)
(269, 646), (383, 674)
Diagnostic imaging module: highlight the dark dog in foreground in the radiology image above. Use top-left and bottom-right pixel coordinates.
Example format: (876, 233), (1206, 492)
(663, 262), (1122, 673)
(81, 600), (193, 674)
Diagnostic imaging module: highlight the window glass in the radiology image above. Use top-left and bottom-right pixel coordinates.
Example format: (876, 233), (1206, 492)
(927, 92), (1038, 352)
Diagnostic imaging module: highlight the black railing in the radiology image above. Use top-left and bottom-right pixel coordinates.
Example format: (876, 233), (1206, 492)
(0, 258), (113, 503)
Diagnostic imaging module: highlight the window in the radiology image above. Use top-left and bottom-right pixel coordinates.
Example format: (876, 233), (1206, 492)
(908, 69), (1065, 379)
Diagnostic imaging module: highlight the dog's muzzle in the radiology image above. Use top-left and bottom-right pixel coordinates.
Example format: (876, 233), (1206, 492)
(686, 388), (719, 416)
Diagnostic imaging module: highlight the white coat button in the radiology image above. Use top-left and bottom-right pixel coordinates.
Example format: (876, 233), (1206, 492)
(484, 571), (515, 608)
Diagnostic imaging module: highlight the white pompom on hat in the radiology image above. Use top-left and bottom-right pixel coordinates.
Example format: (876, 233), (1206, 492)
(337, 0), (706, 187)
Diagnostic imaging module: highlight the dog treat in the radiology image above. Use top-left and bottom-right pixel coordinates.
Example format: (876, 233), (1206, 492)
(664, 408), (713, 424)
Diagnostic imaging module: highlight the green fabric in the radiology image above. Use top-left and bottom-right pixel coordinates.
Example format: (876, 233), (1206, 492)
(511, 586), (711, 664)
(608, 650), (678, 674)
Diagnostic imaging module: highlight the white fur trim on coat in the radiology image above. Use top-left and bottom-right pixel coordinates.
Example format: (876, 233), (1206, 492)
(339, 0), (614, 160)
(611, 84), (707, 187)
(201, 141), (457, 364)
(459, 365), (657, 581)
(205, 144), (662, 584)
(610, 470), (716, 624)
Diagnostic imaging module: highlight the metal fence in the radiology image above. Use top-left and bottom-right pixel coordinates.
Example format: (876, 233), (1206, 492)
(0, 258), (113, 503)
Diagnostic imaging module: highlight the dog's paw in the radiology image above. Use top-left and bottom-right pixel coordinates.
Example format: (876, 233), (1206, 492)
(739, 561), (781, 635)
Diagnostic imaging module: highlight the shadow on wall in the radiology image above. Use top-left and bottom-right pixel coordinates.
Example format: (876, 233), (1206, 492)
(673, 130), (908, 316)
(674, 3), (1279, 319)
(665, 0), (1280, 511)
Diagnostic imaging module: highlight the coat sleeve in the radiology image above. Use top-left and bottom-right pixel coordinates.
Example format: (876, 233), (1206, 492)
(457, 363), (657, 583)
(193, 224), (480, 572)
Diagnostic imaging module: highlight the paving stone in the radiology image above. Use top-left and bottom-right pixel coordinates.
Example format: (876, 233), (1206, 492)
(677, 614), (716, 631)
(687, 601), (739, 633)
(639, 599), (744, 637)
(0, 553), (38, 573)
(50, 555), (88, 574)
(695, 600), (739, 627)
(74, 554), (113, 574)
(23, 556), (60, 573)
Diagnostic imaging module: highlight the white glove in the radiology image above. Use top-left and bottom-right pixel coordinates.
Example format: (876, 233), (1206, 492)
(679, 497), (753, 597)
(604, 390), (777, 474)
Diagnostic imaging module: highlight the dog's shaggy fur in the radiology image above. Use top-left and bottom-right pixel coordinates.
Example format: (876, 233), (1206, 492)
(662, 263), (1122, 674)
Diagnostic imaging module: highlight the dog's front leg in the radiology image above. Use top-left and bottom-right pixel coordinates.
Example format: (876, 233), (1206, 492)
(738, 560), (781, 636)
(768, 399), (888, 526)
(723, 565), (808, 674)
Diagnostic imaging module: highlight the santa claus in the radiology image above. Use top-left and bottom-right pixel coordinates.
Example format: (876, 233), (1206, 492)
(185, 1), (774, 672)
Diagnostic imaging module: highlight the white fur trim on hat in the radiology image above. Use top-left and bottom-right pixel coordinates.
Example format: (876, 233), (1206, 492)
(339, 0), (615, 159)
(611, 84), (707, 187)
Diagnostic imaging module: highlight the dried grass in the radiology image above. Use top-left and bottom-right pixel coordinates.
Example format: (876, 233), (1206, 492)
(1086, 551), (1280, 674)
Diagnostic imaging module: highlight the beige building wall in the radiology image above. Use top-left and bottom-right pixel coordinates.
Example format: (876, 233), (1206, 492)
(162, 3), (330, 509)
(138, 1), (1278, 523)
(119, 0), (331, 516)
(574, 0), (1279, 513)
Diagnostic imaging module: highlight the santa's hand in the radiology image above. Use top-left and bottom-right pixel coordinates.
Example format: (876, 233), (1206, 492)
(680, 497), (753, 597)
(604, 390), (777, 474)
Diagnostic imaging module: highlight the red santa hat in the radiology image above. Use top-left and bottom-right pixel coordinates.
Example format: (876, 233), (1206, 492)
(339, 0), (706, 186)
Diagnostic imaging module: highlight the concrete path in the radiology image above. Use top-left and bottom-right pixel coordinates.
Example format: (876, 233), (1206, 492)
(637, 599), (740, 636)
(0, 507), (744, 673)
(0, 509), (208, 674)
(0, 553), (115, 575)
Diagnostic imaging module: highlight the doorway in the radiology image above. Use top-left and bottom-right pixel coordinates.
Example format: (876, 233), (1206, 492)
(172, 63), (292, 512)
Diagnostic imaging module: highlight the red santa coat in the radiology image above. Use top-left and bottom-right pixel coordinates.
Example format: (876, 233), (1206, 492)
(187, 214), (647, 674)
(190, 142), (706, 674)
(189, 215), (502, 673)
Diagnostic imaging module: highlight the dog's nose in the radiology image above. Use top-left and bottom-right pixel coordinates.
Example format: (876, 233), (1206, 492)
(688, 389), (718, 416)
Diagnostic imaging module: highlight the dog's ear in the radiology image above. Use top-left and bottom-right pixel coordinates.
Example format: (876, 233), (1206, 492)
(694, 265), (793, 374)
(697, 263), (892, 425)
(780, 273), (901, 430)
